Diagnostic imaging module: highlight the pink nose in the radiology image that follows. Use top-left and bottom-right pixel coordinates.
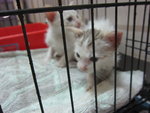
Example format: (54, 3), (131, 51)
(79, 66), (87, 71)
(76, 22), (81, 28)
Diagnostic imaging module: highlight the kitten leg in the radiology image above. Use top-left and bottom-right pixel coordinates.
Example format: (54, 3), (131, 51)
(57, 55), (66, 67)
(45, 47), (54, 63)
(53, 53), (62, 61)
(86, 74), (94, 91)
(86, 74), (101, 91)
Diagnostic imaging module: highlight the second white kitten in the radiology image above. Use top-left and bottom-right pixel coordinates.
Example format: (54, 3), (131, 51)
(45, 7), (84, 67)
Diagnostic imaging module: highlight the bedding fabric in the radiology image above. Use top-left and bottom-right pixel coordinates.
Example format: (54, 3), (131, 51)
(0, 49), (143, 113)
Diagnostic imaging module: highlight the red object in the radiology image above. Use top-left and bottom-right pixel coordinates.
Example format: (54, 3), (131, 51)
(0, 23), (48, 52)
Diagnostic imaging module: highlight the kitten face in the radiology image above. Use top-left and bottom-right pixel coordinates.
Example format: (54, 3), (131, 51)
(74, 29), (109, 72)
(74, 29), (123, 72)
(63, 10), (82, 28)
(46, 10), (83, 28)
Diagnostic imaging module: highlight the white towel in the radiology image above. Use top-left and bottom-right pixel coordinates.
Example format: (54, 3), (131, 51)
(0, 49), (143, 113)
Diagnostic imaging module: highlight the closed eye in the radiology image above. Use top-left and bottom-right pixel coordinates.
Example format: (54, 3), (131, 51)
(89, 57), (98, 62)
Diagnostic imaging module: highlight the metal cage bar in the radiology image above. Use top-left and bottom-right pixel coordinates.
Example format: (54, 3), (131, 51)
(114, 0), (118, 111)
(126, 45), (147, 52)
(57, 0), (75, 113)
(0, 105), (3, 113)
(123, 0), (131, 70)
(0, 1), (150, 17)
(129, 0), (137, 102)
(137, 0), (148, 69)
(127, 39), (148, 44)
(16, 0), (44, 113)
(124, 98), (149, 113)
(90, 1), (98, 113)
(0, 1), (149, 113)
(143, 7), (150, 86)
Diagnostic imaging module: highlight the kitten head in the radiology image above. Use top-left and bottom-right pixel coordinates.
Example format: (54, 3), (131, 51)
(45, 2), (83, 28)
(68, 27), (123, 72)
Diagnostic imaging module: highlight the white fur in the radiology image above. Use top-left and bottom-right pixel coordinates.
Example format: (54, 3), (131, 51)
(45, 10), (84, 67)
(86, 19), (114, 35)
(74, 19), (121, 90)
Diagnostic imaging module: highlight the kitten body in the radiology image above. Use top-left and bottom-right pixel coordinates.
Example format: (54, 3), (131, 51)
(45, 10), (84, 67)
(68, 19), (123, 90)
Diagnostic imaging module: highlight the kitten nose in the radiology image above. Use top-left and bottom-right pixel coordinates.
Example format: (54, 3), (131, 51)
(76, 22), (81, 28)
(80, 66), (87, 71)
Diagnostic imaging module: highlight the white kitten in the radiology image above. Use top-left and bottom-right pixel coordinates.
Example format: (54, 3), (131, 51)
(45, 7), (84, 67)
(68, 19), (123, 90)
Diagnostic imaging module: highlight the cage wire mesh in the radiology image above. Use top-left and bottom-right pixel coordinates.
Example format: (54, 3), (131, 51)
(0, 0), (150, 113)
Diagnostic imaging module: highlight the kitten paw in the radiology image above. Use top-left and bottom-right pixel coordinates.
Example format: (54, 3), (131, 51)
(57, 62), (66, 68)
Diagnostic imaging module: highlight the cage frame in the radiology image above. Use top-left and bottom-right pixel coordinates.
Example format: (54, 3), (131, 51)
(0, 0), (150, 113)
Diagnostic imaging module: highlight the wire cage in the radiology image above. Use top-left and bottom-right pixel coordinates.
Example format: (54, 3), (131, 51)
(0, 0), (150, 113)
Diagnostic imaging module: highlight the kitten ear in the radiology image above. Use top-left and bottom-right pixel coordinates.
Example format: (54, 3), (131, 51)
(66, 27), (84, 38)
(104, 31), (123, 49)
(45, 12), (57, 23)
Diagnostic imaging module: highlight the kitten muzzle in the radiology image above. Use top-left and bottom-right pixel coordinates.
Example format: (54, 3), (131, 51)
(76, 22), (81, 28)
(77, 59), (91, 72)
(79, 65), (88, 72)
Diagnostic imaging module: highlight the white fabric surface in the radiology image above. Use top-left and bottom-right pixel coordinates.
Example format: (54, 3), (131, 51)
(0, 49), (143, 113)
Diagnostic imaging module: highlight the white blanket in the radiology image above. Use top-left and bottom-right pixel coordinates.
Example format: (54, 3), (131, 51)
(0, 49), (143, 113)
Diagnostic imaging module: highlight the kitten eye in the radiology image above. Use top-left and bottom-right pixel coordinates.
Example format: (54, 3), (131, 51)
(89, 57), (98, 62)
(76, 53), (80, 58)
(67, 16), (73, 22)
